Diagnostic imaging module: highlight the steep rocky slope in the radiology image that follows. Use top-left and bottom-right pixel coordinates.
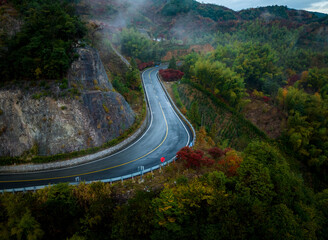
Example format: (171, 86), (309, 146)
(0, 47), (135, 157)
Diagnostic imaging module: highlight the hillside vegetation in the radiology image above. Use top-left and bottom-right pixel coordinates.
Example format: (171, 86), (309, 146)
(0, 0), (141, 161)
(0, 141), (327, 239)
(0, 0), (86, 81)
(78, 0), (328, 48)
(1, 0), (328, 239)
(173, 20), (328, 186)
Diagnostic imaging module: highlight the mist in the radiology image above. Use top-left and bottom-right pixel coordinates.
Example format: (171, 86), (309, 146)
(197, 0), (328, 13)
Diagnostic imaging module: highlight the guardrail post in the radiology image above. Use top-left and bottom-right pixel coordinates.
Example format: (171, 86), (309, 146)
(138, 166), (144, 182)
(75, 177), (80, 183)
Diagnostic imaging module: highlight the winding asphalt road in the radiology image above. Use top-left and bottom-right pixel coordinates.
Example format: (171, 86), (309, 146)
(0, 67), (192, 190)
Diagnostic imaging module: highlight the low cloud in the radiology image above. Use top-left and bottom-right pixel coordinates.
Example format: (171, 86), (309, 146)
(197, 0), (328, 13)
(305, 1), (328, 13)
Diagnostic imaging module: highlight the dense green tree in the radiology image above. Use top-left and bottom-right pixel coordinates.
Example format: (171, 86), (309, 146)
(266, 204), (302, 239)
(168, 56), (177, 70)
(73, 182), (115, 239)
(316, 189), (328, 239)
(125, 68), (141, 91)
(243, 141), (307, 206)
(303, 67), (328, 94)
(0, 0), (86, 81)
(112, 191), (155, 240)
(0, 193), (44, 240)
(211, 44), (238, 68)
(236, 156), (275, 203)
(193, 58), (246, 107)
(35, 183), (80, 240)
(161, 0), (194, 16)
(277, 86), (328, 176)
(233, 43), (281, 91)
(118, 28), (164, 62)
(180, 51), (198, 78)
(130, 57), (138, 70)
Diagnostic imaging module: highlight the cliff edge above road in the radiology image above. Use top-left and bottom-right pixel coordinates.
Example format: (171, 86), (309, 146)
(0, 47), (135, 158)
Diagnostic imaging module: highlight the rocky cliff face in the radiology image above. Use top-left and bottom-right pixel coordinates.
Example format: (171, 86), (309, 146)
(68, 47), (113, 91)
(0, 47), (135, 157)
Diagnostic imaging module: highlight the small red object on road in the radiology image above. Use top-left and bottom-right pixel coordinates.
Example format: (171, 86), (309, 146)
(161, 157), (165, 163)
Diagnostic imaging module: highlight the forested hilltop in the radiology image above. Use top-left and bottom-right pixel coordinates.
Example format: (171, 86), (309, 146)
(0, 0), (138, 161)
(1, 0), (328, 239)
(0, 0), (86, 80)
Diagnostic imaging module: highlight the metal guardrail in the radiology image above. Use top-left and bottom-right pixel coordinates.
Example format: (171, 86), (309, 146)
(0, 67), (195, 193)
(0, 156), (176, 194)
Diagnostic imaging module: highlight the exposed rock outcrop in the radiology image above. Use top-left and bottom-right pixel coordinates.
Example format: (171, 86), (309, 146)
(0, 47), (135, 157)
(68, 47), (113, 91)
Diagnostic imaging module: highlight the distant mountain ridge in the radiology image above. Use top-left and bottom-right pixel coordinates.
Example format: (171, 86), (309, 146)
(78, 0), (328, 48)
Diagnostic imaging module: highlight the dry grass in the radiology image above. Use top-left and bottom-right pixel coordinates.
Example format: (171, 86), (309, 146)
(242, 98), (287, 139)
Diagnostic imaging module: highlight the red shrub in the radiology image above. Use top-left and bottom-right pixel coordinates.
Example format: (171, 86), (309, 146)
(262, 96), (271, 103)
(138, 62), (154, 71)
(176, 147), (214, 169)
(208, 147), (224, 160)
(159, 69), (184, 82)
(201, 157), (215, 167)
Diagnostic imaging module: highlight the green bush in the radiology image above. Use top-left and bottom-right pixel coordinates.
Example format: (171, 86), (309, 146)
(172, 83), (184, 109)
(32, 92), (43, 100)
(60, 79), (69, 90)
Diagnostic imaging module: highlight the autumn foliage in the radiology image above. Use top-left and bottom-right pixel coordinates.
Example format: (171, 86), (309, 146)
(159, 69), (184, 82)
(176, 147), (214, 169)
(208, 147), (225, 159)
(262, 96), (270, 103)
(177, 146), (242, 174)
(217, 150), (243, 177)
(138, 61), (154, 71)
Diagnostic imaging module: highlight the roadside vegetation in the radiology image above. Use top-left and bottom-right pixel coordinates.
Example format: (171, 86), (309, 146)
(171, 20), (328, 188)
(0, 0), (148, 164)
(1, 1), (328, 239)
(1, 140), (327, 239)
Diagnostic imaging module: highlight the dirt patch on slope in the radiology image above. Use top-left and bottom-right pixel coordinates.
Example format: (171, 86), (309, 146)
(242, 99), (287, 139)
(162, 44), (214, 61)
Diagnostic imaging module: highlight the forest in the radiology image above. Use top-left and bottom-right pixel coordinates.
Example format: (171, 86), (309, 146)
(174, 21), (328, 184)
(0, 0), (328, 239)
(0, 141), (327, 239)
(0, 0), (86, 81)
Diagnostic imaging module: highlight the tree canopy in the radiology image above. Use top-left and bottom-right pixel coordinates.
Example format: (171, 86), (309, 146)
(0, 0), (86, 81)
